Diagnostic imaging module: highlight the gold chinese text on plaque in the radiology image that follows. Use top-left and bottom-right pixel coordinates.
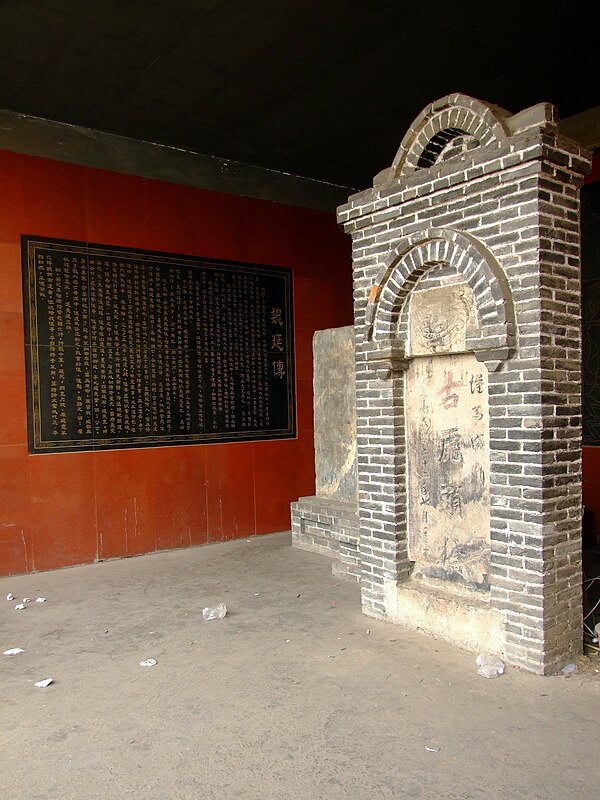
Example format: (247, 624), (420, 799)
(22, 236), (295, 453)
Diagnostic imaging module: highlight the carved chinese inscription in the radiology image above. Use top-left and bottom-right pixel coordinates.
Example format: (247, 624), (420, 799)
(405, 353), (490, 591)
(409, 284), (478, 356)
(22, 236), (295, 452)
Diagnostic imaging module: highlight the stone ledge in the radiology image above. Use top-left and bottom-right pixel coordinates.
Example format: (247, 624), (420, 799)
(291, 495), (360, 582)
(384, 578), (505, 656)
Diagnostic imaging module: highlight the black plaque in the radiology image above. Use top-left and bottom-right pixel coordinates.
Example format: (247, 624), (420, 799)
(22, 236), (295, 453)
(582, 182), (600, 445)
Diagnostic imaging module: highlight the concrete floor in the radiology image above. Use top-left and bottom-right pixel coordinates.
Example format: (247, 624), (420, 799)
(1, 532), (599, 800)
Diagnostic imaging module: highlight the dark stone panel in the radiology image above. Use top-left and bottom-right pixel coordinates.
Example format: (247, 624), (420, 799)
(22, 236), (295, 452)
(582, 181), (600, 445)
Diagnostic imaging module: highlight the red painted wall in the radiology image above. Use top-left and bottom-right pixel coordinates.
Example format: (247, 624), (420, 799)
(582, 151), (600, 543)
(0, 150), (353, 575)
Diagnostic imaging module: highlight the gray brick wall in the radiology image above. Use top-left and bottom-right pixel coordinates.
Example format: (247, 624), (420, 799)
(291, 497), (360, 582)
(337, 94), (591, 674)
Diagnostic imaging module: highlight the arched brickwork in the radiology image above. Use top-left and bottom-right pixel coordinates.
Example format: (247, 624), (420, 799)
(367, 228), (515, 361)
(392, 93), (510, 178)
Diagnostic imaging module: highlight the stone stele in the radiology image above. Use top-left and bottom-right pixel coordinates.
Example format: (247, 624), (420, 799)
(313, 325), (357, 502)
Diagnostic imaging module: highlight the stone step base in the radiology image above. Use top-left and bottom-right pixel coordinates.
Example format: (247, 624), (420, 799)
(291, 496), (360, 582)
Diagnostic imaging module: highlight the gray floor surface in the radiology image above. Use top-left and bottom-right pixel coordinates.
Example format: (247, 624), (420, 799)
(1, 531), (599, 800)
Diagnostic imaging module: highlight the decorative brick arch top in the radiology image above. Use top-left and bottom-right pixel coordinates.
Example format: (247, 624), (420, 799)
(392, 93), (510, 179)
(367, 228), (515, 364)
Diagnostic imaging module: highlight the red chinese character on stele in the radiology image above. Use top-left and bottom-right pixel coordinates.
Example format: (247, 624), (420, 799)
(438, 372), (463, 409)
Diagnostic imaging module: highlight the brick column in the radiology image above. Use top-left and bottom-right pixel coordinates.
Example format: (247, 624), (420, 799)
(355, 352), (411, 616)
(488, 145), (589, 672)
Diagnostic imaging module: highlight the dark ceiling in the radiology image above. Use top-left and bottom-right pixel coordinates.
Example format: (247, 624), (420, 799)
(0, 0), (598, 190)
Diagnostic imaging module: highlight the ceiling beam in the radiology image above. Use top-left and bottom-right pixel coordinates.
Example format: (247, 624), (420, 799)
(0, 108), (352, 212)
(560, 106), (600, 151)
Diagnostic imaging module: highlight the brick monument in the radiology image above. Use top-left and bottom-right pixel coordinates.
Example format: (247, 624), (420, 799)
(310, 93), (591, 674)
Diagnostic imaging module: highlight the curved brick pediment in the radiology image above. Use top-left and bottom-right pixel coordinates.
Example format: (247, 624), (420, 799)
(367, 228), (515, 363)
(392, 93), (510, 178)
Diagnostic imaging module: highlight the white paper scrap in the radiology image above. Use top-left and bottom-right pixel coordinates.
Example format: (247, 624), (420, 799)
(3, 648), (25, 656)
(35, 597), (46, 603)
(14, 604), (26, 611)
(34, 678), (53, 688)
(139, 659), (157, 667)
(6, 593), (14, 601)
(22, 598), (31, 603)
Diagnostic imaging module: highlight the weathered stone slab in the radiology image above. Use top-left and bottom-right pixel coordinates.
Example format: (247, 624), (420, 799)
(406, 353), (490, 591)
(291, 325), (359, 580)
(409, 282), (478, 356)
(313, 326), (357, 502)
